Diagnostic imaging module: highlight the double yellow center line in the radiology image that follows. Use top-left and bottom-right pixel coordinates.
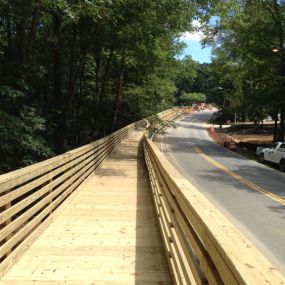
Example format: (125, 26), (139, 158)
(193, 147), (285, 206)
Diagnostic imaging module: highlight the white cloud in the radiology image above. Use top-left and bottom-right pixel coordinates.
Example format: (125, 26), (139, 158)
(180, 20), (204, 42)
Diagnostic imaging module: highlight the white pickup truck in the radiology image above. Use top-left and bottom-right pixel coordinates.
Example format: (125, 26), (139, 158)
(259, 142), (285, 171)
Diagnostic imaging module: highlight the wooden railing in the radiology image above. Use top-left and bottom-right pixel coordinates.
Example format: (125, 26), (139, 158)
(143, 136), (285, 285)
(0, 118), (147, 278)
(0, 108), (178, 279)
(158, 109), (181, 121)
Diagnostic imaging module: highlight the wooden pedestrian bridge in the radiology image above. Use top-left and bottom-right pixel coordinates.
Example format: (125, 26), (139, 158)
(0, 109), (284, 285)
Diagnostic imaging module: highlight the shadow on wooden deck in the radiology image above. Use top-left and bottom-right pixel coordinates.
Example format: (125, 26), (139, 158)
(134, 138), (172, 285)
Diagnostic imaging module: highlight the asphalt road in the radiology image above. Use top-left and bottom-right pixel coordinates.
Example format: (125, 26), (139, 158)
(159, 110), (285, 273)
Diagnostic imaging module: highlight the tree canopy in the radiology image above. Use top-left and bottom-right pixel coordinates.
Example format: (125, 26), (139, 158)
(0, 0), (196, 173)
(180, 92), (206, 105)
(2, 0), (285, 173)
(192, 0), (285, 140)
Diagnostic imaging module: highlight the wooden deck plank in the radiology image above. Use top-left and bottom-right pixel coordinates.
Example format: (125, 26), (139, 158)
(0, 132), (172, 285)
(2, 281), (173, 285)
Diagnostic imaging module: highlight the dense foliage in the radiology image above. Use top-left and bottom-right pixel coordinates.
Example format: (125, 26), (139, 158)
(195, 0), (285, 141)
(180, 92), (206, 105)
(0, 0), (195, 173)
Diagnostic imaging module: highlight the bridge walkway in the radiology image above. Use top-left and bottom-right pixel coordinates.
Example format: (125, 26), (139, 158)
(0, 131), (171, 285)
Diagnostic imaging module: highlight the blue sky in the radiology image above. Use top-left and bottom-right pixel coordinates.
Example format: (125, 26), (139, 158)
(181, 40), (212, 63)
(178, 19), (215, 63)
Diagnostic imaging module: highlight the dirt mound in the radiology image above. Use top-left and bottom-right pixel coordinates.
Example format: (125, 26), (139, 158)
(223, 124), (273, 145)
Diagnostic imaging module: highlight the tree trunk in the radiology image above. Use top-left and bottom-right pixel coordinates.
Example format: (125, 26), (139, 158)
(6, 14), (13, 60)
(52, 13), (63, 154)
(278, 106), (285, 141)
(57, 26), (96, 150)
(112, 48), (126, 131)
(273, 110), (278, 143)
(93, 43), (115, 136)
(62, 24), (77, 149)
(55, 24), (86, 153)
(100, 43), (115, 106)
(64, 32), (91, 120)
(75, 75), (83, 146)
(15, 23), (27, 64)
(26, 5), (41, 61)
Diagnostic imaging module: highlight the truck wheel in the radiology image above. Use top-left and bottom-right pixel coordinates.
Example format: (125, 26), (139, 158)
(279, 159), (285, 172)
(259, 153), (265, 163)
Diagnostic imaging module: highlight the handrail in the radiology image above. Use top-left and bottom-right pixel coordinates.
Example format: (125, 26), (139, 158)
(0, 108), (178, 279)
(143, 135), (285, 285)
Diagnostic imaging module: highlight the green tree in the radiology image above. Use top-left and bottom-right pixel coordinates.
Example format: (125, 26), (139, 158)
(0, 0), (196, 172)
(180, 92), (206, 105)
(197, 0), (285, 141)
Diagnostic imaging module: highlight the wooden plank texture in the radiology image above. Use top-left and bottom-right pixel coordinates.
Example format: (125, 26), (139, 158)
(144, 136), (285, 285)
(0, 132), (171, 285)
